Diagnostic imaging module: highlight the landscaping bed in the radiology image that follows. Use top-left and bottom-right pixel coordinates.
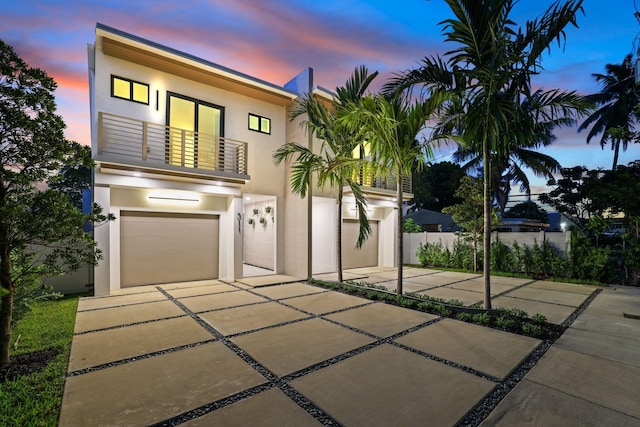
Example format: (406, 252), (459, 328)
(309, 278), (565, 341)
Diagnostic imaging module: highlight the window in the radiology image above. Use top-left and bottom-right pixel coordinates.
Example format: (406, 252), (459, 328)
(248, 113), (271, 134)
(111, 76), (149, 104)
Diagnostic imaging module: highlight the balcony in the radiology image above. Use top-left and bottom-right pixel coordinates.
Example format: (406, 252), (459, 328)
(97, 112), (249, 180)
(349, 166), (412, 198)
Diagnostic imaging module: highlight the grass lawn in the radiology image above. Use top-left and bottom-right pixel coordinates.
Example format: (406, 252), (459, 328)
(0, 296), (78, 427)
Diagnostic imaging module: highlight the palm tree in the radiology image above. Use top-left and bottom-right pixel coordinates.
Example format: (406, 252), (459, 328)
(384, 0), (586, 308)
(340, 92), (446, 294)
(273, 66), (377, 282)
(579, 54), (639, 170)
(451, 90), (576, 213)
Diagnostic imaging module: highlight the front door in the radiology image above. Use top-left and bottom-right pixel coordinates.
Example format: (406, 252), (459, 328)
(167, 93), (223, 170)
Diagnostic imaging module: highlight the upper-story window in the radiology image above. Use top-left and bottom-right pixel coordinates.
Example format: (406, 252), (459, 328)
(111, 75), (149, 104)
(248, 113), (271, 134)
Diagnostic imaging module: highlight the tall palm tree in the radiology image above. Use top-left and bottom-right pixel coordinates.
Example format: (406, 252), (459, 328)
(451, 89), (577, 213)
(340, 92), (446, 294)
(384, 0), (586, 308)
(273, 66), (377, 282)
(579, 54), (639, 170)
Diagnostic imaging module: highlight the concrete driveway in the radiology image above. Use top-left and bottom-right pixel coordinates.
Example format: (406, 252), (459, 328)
(58, 270), (640, 426)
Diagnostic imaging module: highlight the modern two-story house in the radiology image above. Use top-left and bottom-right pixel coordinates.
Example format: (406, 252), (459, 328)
(89, 24), (410, 296)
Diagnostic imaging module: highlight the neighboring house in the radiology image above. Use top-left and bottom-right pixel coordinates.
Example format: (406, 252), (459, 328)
(404, 209), (461, 232)
(496, 218), (549, 232)
(89, 24), (407, 296)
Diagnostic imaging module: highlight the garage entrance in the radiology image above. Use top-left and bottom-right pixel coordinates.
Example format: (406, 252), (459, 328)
(120, 211), (219, 287)
(343, 219), (379, 269)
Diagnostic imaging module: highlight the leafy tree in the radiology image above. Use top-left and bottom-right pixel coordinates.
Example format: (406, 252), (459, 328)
(273, 66), (376, 282)
(47, 144), (91, 209)
(503, 201), (549, 223)
(595, 160), (640, 218)
(539, 166), (605, 225)
(0, 40), (111, 366)
(409, 161), (465, 212)
(578, 54), (639, 170)
(585, 214), (607, 248)
(443, 176), (498, 272)
(340, 91), (446, 295)
(384, 0), (586, 308)
(403, 218), (422, 233)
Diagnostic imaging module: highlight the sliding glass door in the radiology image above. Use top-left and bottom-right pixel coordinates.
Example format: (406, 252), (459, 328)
(167, 92), (223, 170)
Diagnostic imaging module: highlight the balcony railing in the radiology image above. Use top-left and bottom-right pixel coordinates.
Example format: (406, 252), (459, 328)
(97, 112), (248, 177)
(353, 166), (412, 194)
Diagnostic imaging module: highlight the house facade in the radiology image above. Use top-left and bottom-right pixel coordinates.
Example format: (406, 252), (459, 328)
(89, 24), (408, 296)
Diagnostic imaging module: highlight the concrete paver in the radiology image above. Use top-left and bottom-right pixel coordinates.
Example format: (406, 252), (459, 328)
(501, 285), (591, 307)
(158, 279), (223, 290)
(344, 266), (394, 275)
(326, 302), (437, 337)
(555, 327), (640, 368)
(419, 286), (484, 306)
(312, 271), (368, 282)
(237, 274), (303, 287)
(449, 279), (519, 295)
(528, 280), (598, 295)
(402, 274), (471, 286)
(199, 302), (309, 336)
(251, 282), (327, 299)
(74, 300), (185, 333)
(68, 316), (213, 371)
(77, 291), (166, 311)
(177, 290), (268, 313)
(61, 268), (638, 426)
(291, 344), (495, 426)
(481, 379), (640, 427)
(231, 318), (374, 376)
(396, 319), (540, 379)
(282, 291), (371, 315)
(526, 346), (640, 419)
(491, 296), (576, 324)
(365, 268), (430, 280)
(430, 271), (481, 280)
(163, 282), (237, 298)
(59, 342), (266, 427)
(181, 388), (323, 426)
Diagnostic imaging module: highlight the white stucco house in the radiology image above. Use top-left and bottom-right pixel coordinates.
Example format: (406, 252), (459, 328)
(89, 23), (410, 296)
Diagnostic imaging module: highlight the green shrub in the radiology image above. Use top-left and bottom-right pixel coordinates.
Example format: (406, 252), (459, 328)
(491, 239), (516, 273)
(522, 323), (543, 337)
(499, 307), (529, 318)
(531, 313), (547, 324)
(471, 312), (491, 325)
(495, 316), (516, 330)
(455, 312), (472, 322)
(567, 233), (610, 282)
(1, 250), (62, 326)
(451, 238), (473, 270)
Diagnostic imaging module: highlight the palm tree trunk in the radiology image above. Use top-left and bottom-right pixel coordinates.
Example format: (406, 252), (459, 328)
(612, 140), (620, 170)
(483, 140), (492, 309)
(396, 177), (403, 295)
(337, 186), (343, 283)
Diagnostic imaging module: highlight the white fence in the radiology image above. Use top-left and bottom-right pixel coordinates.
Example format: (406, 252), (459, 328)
(404, 231), (572, 265)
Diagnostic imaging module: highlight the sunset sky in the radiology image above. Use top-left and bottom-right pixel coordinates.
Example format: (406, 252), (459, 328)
(2, 0), (639, 195)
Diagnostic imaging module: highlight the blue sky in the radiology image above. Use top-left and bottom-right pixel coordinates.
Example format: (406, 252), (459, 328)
(2, 0), (639, 195)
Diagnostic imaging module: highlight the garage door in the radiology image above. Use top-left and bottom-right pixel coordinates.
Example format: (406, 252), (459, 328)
(120, 212), (219, 287)
(343, 220), (378, 269)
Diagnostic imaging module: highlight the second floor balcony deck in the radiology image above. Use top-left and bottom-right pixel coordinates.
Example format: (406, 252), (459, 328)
(96, 112), (249, 181)
(348, 166), (413, 199)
